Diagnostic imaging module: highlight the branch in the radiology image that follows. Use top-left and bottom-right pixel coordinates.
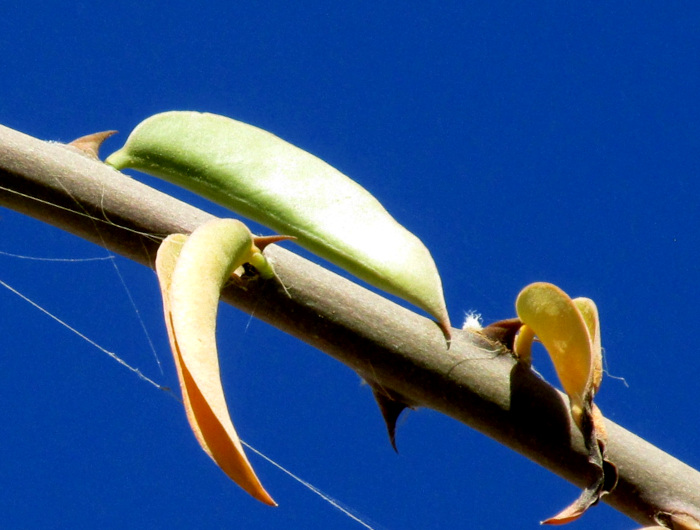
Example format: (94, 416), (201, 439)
(1, 123), (699, 527)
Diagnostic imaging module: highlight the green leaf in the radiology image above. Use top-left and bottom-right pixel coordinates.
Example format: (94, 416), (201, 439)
(106, 111), (451, 340)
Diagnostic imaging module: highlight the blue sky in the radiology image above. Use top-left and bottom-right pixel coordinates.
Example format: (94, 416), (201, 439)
(1, 2), (699, 529)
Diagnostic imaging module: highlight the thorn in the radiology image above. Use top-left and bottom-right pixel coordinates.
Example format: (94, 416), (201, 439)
(481, 317), (522, 351)
(253, 234), (296, 251)
(369, 383), (411, 452)
(68, 130), (118, 160)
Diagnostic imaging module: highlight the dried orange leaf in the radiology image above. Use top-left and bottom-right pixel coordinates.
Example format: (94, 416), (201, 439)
(541, 486), (598, 525)
(155, 220), (276, 506)
(541, 454), (617, 525)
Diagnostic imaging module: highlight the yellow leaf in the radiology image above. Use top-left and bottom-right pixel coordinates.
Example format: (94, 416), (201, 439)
(515, 283), (616, 525)
(515, 282), (594, 421)
(513, 324), (536, 366)
(573, 297), (603, 395)
(155, 221), (276, 506)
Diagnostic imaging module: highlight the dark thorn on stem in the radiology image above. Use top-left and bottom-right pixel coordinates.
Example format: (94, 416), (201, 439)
(369, 383), (412, 452)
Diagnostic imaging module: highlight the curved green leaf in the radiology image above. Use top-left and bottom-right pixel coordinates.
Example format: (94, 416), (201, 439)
(106, 111), (450, 339)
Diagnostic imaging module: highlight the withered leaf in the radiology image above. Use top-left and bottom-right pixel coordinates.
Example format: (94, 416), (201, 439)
(156, 220), (276, 506)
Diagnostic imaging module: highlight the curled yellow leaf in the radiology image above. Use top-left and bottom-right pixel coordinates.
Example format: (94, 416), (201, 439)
(514, 282), (614, 525)
(155, 219), (276, 506)
(573, 297), (602, 396)
(515, 282), (595, 424)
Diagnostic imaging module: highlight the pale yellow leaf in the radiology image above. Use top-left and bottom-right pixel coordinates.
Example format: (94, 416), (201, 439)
(156, 221), (276, 506)
(515, 282), (593, 418)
